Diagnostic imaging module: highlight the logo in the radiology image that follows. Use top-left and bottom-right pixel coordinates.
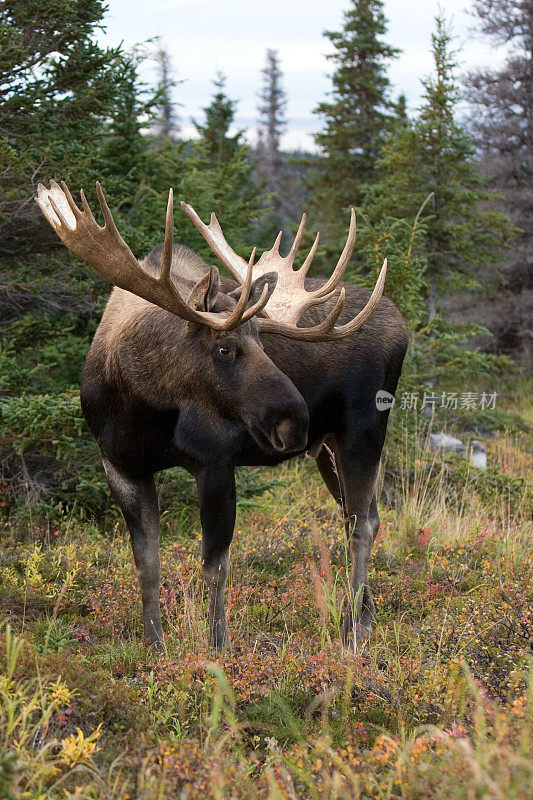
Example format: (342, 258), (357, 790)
(375, 390), (395, 410)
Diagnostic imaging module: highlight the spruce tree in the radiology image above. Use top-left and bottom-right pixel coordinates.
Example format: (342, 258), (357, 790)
(392, 93), (408, 125)
(307, 0), (399, 265)
(0, 0), (157, 513)
(140, 73), (260, 262)
(363, 16), (515, 316)
(464, 0), (532, 365)
(193, 72), (244, 165)
(99, 55), (154, 209)
(0, 0), (144, 258)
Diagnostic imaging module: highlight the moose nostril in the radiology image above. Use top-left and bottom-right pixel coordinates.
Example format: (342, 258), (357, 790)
(272, 419), (302, 452)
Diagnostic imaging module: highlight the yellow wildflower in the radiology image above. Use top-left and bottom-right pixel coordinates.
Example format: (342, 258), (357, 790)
(60, 724), (102, 766)
(49, 676), (75, 707)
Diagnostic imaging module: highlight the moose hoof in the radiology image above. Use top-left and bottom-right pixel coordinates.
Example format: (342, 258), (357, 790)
(210, 623), (230, 652)
(211, 635), (229, 652)
(145, 636), (164, 654)
(341, 618), (371, 650)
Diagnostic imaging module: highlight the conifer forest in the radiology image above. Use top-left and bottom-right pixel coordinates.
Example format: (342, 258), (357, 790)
(0, 1), (532, 797)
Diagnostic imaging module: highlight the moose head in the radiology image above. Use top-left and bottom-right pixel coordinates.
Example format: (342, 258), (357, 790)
(36, 181), (386, 461)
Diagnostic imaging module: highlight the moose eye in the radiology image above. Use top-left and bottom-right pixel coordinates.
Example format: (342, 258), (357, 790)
(214, 339), (236, 362)
(217, 344), (233, 360)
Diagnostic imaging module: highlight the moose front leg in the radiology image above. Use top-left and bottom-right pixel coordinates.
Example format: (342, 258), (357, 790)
(102, 459), (163, 649)
(195, 462), (236, 650)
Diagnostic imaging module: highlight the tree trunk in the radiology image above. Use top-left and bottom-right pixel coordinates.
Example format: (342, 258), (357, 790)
(427, 278), (437, 318)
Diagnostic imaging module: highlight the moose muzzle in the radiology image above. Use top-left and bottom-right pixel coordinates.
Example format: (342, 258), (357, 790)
(270, 416), (307, 453)
(246, 381), (309, 454)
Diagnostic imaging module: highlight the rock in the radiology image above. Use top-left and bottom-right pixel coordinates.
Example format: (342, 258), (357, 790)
(429, 433), (466, 455)
(471, 440), (487, 470)
(428, 433), (488, 469)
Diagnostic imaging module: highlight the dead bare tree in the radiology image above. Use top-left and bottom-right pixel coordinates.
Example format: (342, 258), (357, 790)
(153, 47), (179, 141)
(255, 50), (292, 240)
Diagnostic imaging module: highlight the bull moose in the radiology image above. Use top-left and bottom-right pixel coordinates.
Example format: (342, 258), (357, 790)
(36, 181), (408, 650)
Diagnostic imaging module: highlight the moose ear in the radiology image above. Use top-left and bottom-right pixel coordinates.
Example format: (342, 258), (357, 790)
(187, 267), (220, 311)
(229, 271), (278, 309)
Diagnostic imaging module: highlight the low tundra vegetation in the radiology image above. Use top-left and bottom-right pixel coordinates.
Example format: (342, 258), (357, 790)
(0, 421), (531, 799)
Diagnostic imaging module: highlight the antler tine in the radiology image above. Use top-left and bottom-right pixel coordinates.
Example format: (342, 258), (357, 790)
(286, 214), (307, 266)
(313, 208), (356, 298)
(329, 258), (387, 338)
(60, 181), (82, 222)
(297, 230), (320, 280)
(46, 192), (73, 230)
(314, 287), (346, 332)
(271, 230), (283, 255)
(44, 179), (75, 227)
(79, 188), (98, 226)
(180, 202), (249, 284)
(95, 181), (120, 237)
(305, 287), (347, 333)
(240, 282), (271, 324)
(160, 188), (174, 284)
(222, 257), (255, 330)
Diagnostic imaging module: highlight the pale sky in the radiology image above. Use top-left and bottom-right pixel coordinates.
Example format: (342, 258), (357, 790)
(98, 0), (506, 150)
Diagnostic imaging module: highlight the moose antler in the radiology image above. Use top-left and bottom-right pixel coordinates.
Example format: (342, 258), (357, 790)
(180, 204), (387, 341)
(35, 181), (270, 331)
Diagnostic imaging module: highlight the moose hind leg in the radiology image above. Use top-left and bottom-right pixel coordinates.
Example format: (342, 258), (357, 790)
(360, 494), (380, 629)
(102, 459), (163, 648)
(315, 438), (343, 506)
(317, 441), (379, 641)
(195, 462), (236, 650)
(336, 436), (383, 648)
